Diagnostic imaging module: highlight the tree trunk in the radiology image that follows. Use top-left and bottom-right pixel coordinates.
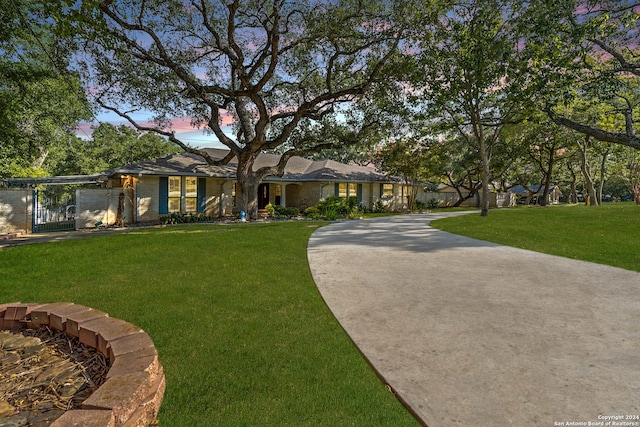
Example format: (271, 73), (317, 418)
(452, 190), (476, 207)
(596, 146), (610, 204)
(578, 136), (598, 206)
(236, 151), (262, 219)
(567, 163), (578, 203)
(540, 147), (555, 206)
(627, 157), (640, 205)
(479, 139), (491, 216)
(404, 179), (418, 211)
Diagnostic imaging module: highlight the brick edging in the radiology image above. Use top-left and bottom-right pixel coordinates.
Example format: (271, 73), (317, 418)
(0, 302), (165, 427)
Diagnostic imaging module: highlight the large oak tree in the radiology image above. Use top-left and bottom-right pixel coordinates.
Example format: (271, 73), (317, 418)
(66, 0), (426, 217)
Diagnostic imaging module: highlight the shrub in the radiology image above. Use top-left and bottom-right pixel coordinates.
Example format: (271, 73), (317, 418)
(264, 203), (276, 216)
(304, 196), (363, 220)
(159, 212), (213, 225)
(304, 206), (321, 220)
(274, 205), (300, 217)
(427, 198), (439, 209)
(348, 207), (364, 219)
(324, 207), (339, 221)
(373, 200), (387, 213)
(315, 196), (349, 216)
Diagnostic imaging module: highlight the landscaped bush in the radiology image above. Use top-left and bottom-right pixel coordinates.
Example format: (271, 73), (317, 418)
(274, 205), (300, 217)
(304, 196), (363, 220)
(264, 203), (276, 216)
(427, 198), (439, 209)
(373, 199), (387, 213)
(303, 206), (321, 220)
(348, 207), (364, 219)
(159, 212), (213, 224)
(264, 204), (300, 218)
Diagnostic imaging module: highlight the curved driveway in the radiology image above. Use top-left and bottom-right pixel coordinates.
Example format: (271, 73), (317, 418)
(307, 213), (640, 427)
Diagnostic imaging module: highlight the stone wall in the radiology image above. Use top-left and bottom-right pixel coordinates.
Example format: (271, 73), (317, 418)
(76, 188), (122, 228)
(0, 189), (32, 233)
(0, 302), (165, 427)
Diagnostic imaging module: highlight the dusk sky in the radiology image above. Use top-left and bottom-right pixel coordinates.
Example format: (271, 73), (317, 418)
(76, 110), (232, 149)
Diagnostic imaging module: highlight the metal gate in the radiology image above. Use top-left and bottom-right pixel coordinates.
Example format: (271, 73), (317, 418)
(32, 188), (76, 232)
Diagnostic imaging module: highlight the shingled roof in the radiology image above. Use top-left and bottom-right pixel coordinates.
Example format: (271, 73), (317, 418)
(111, 148), (390, 183)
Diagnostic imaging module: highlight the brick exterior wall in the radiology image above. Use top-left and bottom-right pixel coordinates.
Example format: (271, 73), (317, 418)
(73, 176), (239, 227)
(0, 189), (32, 233)
(76, 188), (122, 228)
(283, 182), (329, 212)
(277, 182), (407, 212)
(136, 176), (159, 220)
(210, 178), (234, 216)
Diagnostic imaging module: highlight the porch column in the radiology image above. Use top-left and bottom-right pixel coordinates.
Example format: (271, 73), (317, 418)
(281, 184), (287, 206)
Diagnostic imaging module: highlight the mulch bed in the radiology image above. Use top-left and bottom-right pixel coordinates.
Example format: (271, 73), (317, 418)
(0, 328), (109, 426)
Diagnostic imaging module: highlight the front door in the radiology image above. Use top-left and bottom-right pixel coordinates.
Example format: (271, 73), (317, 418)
(258, 183), (270, 209)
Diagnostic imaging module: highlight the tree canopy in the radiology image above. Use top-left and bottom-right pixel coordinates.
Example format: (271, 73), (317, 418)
(50, 123), (181, 176)
(0, 0), (91, 177)
(410, 0), (537, 215)
(533, 0), (640, 148)
(62, 0), (431, 216)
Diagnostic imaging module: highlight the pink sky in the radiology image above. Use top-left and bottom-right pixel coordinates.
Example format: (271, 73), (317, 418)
(77, 111), (235, 149)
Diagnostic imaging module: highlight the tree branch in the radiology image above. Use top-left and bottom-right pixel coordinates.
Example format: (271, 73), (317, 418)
(544, 107), (640, 150)
(96, 99), (236, 166)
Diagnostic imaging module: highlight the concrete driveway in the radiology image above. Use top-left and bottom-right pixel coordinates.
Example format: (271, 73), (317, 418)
(307, 213), (640, 426)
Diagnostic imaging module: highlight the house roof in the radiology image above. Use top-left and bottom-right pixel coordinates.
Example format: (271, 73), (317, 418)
(0, 174), (108, 188)
(510, 184), (561, 195)
(111, 148), (391, 183)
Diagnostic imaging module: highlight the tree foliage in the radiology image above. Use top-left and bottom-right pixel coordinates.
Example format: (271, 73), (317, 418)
(532, 0), (640, 149)
(63, 0), (430, 217)
(411, 0), (536, 215)
(372, 138), (438, 210)
(51, 123), (182, 176)
(0, 0), (91, 177)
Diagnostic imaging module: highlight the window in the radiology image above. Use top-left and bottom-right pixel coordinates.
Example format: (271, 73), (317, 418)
(336, 182), (360, 201)
(160, 176), (204, 214)
(185, 177), (197, 212)
(338, 183), (348, 198)
(274, 184), (282, 205)
(382, 183), (393, 197)
(348, 183), (357, 198)
(168, 176), (181, 213)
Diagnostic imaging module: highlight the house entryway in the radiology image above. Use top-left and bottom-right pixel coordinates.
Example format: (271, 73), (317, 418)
(32, 187), (76, 232)
(258, 183), (270, 209)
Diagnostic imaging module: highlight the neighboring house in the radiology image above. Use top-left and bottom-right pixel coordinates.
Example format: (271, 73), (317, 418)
(510, 184), (563, 205)
(419, 183), (515, 208)
(0, 149), (422, 232)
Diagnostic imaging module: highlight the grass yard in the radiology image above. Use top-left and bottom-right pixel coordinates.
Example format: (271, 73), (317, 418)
(431, 203), (640, 272)
(0, 222), (418, 426)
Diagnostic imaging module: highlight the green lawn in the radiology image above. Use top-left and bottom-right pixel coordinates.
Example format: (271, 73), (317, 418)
(0, 223), (418, 426)
(431, 203), (640, 272)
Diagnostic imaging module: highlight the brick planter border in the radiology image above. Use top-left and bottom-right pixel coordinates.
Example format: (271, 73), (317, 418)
(0, 302), (165, 427)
